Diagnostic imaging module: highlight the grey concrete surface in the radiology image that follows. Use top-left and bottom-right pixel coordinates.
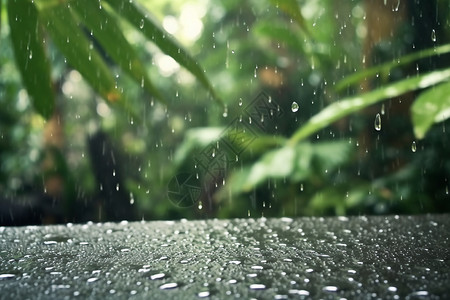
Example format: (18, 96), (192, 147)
(1, 215), (449, 299)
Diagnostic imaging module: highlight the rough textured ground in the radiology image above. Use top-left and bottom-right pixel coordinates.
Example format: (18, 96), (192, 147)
(1, 215), (449, 299)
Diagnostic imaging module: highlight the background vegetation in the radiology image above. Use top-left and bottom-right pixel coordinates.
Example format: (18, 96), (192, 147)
(1, 0), (449, 225)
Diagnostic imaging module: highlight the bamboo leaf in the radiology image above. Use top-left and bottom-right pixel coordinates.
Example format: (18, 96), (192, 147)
(335, 44), (450, 92)
(7, 0), (54, 119)
(104, 0), (223, 105)
(38, 3), (120, 102)
(411, 82), (450, 139)
(288, 68), (450, 145)
(69, 0), (164, 103)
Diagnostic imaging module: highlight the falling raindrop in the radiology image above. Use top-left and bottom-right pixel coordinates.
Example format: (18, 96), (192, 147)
(139, 19), (145, 29)
(223, 106), (228, 117)
(411, 141), (417, 152)
(198, 201), (203, 210)
(291, 102), (299, 112)
(238, 98), (243, 106)
(431, 29), (436, 42)
(374, 113), (381, 131)
(393, 0), (400, 12)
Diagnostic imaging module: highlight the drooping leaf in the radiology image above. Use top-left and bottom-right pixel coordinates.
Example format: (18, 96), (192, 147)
(69, 0), (164, 103)
(411, 82), (450, 139)
(289, 68), (450, 145)
(7, 0), (54, 119)
(335, 44), (450, 92)
(104, 0), (223, 106)
(38, 3), (120, 102)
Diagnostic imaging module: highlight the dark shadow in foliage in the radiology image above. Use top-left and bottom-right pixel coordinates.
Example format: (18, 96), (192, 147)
(87, 131), (136, 222)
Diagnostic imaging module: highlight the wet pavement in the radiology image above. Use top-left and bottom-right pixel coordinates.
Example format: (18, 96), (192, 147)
(1, 214), (449, 299)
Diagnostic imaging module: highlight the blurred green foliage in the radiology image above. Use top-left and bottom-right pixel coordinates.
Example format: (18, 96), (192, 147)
(1, 0), (450, 225)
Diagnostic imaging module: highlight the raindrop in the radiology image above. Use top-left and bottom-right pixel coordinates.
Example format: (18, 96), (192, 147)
(291, 101), (299, 112)
(374, 113), (381, 131)
(381, 103), (385, 115)
(198, 291), (210, 298)
(139, 19), (145, 29)
(238, 98), (243, 106)
(29, 50), (32, 59)
(223, 106), (228, 118)
(159, 282), (178, 290)
(198, 201), (203, 210)
(323, 286), (338, 292)
(150, 273), (165, 280)
(249, 284), (266, 290)
(393, 0), (400, 11)
(0, 274), (15, 280)
(411, 141), (417, 152)
(431, 29), (436, 42)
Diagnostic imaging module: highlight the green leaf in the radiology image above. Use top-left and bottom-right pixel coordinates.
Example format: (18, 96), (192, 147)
(411, 82), (450, 139)
(289, 68), (450, 145)
(267, 0), (310, 38)
(173, 127), (224, 168)
(69, 0), (164, 103)
(7, 0), (54, 119)
(226, 146), (295, 193)
(335, 44), (450, 92)
(253, 20), (305, 54)
(291, 143), (313, 181)
(38, 3), (120, 102)
(223, 141), (353, 195)
(312, 141), (354, 172)
(104, 0), (223, 106)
